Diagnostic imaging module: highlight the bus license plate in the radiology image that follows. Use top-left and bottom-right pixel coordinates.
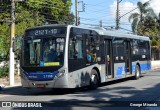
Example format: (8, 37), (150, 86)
(36, 84), (45, 88)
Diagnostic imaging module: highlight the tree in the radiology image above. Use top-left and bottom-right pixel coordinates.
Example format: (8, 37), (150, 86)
(154, 13), (160, 31)
(143, 12), (160, 47)
(128, 1), (154, 35)
(153, 13), (160, 47)
(0, 0), (74, 60)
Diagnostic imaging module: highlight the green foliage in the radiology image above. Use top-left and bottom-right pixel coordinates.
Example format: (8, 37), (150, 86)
(151, 38), (158, 46)
(0, 63), (9, 78)
(0, 0), (74, 60)
(0, 24), (10, 60)
(129, 1), (154, 34)
(129, 1), (160, 47)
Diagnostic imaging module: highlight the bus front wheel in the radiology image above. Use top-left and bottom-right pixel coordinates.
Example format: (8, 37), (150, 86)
(89, 69), (99, 89)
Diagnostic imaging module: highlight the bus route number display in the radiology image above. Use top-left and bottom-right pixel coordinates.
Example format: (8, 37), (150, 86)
(26, 27), (66, 36)
(34, 29), (57, 36)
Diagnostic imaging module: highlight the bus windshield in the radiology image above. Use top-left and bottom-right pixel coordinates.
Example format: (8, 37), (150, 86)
(23, 37), (65, 67)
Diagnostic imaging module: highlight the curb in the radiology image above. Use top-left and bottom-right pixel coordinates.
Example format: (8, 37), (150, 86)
(0, 84), (5, 91)
(0, 83), (21, 91)
(151, 67), (160, 70)
(151, 68), (160, 71)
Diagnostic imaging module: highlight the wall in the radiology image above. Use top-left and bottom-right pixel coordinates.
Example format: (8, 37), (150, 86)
(151, 60), (160, 70)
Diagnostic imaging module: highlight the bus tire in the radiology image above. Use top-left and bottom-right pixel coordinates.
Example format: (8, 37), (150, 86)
(89, 69), (99, 89)
(134, 65), (141, 80)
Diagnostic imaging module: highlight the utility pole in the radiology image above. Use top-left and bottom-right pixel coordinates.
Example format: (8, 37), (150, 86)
(116, 0), (122, 30)
(75, 1), (85, 26)
(75, 0), (79, 26)
(99, 20), (102, 27)
(9, 0), (15, 86)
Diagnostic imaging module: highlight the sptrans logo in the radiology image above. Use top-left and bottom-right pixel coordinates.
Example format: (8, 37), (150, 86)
(1, 102), (42, 108)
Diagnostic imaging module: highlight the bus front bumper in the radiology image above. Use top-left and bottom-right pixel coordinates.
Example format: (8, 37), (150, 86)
(20, 73), (68, 88)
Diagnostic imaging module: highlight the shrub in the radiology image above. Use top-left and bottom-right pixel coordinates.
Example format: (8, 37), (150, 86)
(0, 63), (9, 78)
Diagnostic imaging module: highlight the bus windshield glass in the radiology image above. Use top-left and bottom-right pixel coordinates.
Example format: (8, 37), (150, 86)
(23, 37), (65, 67)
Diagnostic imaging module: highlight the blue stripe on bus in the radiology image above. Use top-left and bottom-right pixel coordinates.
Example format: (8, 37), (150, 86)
(116, 67), (125, 78)
(132, 64), (151, 74)
(116, 63), (151, 78)
(24, 71), (59, 81)
(140, 63), (151, 71)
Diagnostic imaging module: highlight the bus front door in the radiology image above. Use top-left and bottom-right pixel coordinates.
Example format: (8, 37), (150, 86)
(105, 40), (113, 78)
(124, 41), (132, 74)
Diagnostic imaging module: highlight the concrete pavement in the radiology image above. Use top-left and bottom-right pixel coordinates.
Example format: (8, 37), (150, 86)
(0, 70), (160, 110)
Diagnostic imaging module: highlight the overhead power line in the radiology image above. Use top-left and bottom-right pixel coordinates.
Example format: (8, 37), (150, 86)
(84, 11), (112, 15)
(119, 27), (133, 32)
(120, 7), (138, 19)
(115, 0), (152, 31)
(120, 0), (152, 19)
(85, 1), (108, 7)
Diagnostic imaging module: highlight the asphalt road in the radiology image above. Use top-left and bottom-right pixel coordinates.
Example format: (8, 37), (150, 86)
(0, 70), (160, 110)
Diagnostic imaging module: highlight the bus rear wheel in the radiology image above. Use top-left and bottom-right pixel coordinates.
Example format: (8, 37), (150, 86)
(134, 65), (141, 79)
(89, 69), (99, 89)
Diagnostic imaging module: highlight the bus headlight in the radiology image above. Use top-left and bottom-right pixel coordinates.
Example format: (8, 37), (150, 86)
(56, 69), (65, 78)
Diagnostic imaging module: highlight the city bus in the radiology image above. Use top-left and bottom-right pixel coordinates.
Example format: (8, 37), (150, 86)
(20, 24), (151, 89)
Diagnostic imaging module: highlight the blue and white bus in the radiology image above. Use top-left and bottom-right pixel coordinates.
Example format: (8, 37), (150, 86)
(20, 24), (151, 89)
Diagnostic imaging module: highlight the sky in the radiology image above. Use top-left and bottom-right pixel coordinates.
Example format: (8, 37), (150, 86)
(71, 0), (160, 33)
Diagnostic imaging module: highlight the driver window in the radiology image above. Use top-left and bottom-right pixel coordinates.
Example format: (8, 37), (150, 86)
(43, 39), (58, 62)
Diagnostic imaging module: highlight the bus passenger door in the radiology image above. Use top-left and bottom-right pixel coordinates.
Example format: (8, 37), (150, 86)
(105, 40), (113, 78)
(124, 41), (132, 74)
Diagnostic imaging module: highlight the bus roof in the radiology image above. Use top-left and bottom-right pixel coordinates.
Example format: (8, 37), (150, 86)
(68, 25), (150, 41)
(96, 29), (149, 41)
(25, 24), (150, 41)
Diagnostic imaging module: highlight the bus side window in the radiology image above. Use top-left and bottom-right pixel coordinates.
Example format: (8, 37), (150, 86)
(69, 39), (83, 59)
(75, 40), (83, 59)
(138, 40), (149, 59)
(113, 39), (125, 62)
(69, 39), (75, 59)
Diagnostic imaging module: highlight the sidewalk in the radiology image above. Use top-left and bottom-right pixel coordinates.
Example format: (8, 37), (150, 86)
(0, 82), (21, 91)
(0, 75), (21, 91)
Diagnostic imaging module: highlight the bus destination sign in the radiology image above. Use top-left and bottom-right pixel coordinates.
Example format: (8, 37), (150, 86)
(25, 27), (66, 36)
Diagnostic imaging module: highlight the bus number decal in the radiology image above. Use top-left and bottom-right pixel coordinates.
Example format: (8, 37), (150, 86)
(43, 75), (53, 79)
